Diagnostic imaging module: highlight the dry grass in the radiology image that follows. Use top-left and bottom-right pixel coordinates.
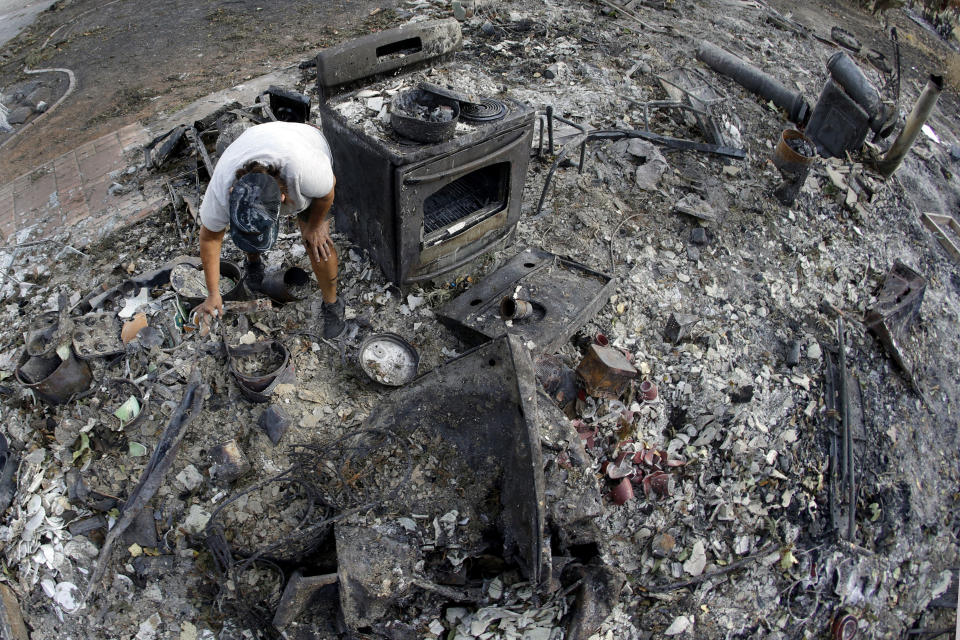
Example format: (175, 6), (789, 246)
(946, 50), (960, 91)
(900, 29), (960, 92)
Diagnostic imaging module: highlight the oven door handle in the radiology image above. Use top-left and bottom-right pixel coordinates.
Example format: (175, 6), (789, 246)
(402, 131), (528, 185)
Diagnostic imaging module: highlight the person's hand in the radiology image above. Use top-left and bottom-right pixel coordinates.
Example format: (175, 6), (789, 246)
(193, 291), (223, 322)
(301, 217), (335, 263)
(193, 292), (223, 336)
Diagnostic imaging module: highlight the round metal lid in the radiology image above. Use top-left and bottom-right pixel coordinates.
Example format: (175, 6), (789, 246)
(359, 333), (420, 387)
(417, 81), (480, 106)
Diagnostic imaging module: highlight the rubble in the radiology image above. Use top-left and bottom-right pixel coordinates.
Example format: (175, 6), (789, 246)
(0, 0), (959, 638)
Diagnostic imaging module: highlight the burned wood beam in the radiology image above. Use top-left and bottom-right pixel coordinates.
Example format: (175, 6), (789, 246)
(86, 368), (207, 596)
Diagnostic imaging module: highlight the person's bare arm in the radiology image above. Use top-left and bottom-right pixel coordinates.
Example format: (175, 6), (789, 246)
(196, 224), (226, 319)
(299, 179), (336, 262)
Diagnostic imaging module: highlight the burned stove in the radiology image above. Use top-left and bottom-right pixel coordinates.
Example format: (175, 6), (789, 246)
(316, 19), (536, 286)
(439, 247), (616, 353)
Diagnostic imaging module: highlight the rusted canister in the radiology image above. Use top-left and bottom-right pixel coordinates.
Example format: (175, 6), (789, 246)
(259, 266), (312, 304)
(772, 129), (816, 205)
(772, 129), (816, 175)
(594, 333), (610, 347)
(500, 297), (534, 320)
(15, 349), (92, 404)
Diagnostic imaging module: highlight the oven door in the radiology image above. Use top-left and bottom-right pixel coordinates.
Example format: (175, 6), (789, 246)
(395, 123), (533, 284)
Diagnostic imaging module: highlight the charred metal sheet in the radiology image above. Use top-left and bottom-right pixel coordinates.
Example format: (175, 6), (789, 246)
(865, 261), (925, 384)
(358, 334), (549, 586)
(536, 354), (578, 416)
(315, 19), (462, 95)
(335, 521), (420, 631)
(563, 565), (627, 640)
(663, 313), (700, 345)
(72, 312), (123, 359)
(439, 248), (615, 353)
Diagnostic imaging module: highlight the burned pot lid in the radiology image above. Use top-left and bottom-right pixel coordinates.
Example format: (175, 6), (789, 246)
(417, 81), (480, 106)
(358, 333), (419, 386)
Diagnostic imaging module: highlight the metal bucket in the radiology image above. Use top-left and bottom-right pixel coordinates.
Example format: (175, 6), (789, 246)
(226, 339), (295, 403)
(772, 129), (816, 174)
(15, 348), (92, 404)
(171, 259), (243, 307)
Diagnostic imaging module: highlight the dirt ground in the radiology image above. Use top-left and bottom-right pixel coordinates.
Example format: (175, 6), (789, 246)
(1, 0), (959, 639)
(0, 0), (399, 182)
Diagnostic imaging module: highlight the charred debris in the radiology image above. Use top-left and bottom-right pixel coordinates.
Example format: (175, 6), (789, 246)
(2, 1), (960, 639)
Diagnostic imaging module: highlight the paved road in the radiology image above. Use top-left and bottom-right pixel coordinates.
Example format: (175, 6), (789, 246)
(0, 0), (57, 48)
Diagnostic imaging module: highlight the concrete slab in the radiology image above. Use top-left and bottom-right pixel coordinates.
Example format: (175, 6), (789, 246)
(0, 0), (58, 49)
(0, 64), (305, 247)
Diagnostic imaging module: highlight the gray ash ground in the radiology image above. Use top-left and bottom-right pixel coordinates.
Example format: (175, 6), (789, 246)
(0, 0), (959, 639)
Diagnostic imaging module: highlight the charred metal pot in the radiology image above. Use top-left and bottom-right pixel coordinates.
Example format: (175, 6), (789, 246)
(226, 339), (295, 403)
(15, 348), (92, 404)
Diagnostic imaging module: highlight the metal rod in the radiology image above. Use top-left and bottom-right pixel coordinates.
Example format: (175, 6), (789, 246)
(837, 316), (855, 540)
(546, 105), (554, 153)
(537, 115), (544, 158)
(187, 127), (215, 177)
(825, 352), (840, 534)
(162, 176), (187, 247)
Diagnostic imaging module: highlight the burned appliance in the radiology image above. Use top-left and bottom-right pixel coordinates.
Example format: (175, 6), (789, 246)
(806, 52), (891, 158)
(439, 247), (615, 353)
(315, 19), (536, 286)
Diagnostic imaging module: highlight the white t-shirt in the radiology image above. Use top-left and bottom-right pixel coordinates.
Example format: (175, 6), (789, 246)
(198, 121), (335, 232)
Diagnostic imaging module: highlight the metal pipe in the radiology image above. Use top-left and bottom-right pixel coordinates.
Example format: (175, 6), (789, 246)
(876, 74), (944, 178)
(696, 41), (810, 125)
(827, 51), (886, 132)
(500, 297), (534, 320)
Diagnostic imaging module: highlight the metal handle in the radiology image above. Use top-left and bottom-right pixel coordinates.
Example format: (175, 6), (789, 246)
(403, 131), (528, 185)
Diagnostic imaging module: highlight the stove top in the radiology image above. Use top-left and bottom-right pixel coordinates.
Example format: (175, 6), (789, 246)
(318, 63), (535, 165)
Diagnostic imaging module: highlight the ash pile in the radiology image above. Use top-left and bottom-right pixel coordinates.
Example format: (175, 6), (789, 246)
(1, 0), (960, 639)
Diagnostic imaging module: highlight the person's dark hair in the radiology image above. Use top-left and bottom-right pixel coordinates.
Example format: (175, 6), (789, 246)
(235, 162), (288, 198)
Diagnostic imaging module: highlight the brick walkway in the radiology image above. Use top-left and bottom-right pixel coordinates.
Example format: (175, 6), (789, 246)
(0, 123), (163, 246)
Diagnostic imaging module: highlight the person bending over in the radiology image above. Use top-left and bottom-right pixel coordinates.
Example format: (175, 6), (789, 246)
(194, 121), (345, 339)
